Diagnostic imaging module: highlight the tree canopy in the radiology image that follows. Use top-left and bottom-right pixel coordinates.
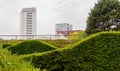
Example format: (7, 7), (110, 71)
(86, 0), (120, 35)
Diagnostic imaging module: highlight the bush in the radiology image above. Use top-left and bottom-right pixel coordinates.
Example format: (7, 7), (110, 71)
(8, 40), (56, 55)
(25, 32), (120, 71)
(2, 44), (12, 48)
(68, 31), (87, 40)
(0, 40), (24, 44)
(68, 32), (80, 40)
(0, 49), (40, 71)
(44, 39), (77, 48)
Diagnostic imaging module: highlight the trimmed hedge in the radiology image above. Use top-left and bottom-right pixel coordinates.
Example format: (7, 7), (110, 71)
(0, 40), (24, 44)
(44, 39), (77, 48)
(8, 40), (56, 55)
(0, 49), (40, 71)
(25, 32), (120, 71)
(2, 44), (12, 48)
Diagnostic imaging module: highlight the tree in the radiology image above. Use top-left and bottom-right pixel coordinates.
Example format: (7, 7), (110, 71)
(86, 0), (120, 35)
(68, 31), (86, 40)
(68, 32), (79, 40)
(79, 31), (87, 39)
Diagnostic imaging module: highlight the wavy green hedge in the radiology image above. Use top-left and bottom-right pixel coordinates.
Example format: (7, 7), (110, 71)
(25, 32), (120, 71)
(8, 40), (56, 55)
(2, 43), (12, 48)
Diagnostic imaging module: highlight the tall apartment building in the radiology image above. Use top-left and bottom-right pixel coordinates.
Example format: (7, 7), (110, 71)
(20, 7), (36, 39)
(56, 23), (73, 36)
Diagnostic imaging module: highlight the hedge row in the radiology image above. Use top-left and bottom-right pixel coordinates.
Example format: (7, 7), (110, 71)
(25, 32), (120, 71)
(8, 40), (56, 55)
(44, 39), (78, 48)
(0, 49), (40, 71)
(2, 44), (12, 48)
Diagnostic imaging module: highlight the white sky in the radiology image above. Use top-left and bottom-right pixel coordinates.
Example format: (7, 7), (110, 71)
(0, 0), (97, 35)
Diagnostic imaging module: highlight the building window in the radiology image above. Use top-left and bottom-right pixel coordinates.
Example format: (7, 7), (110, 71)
(27, 15), (32, 17)
(27, 13), (32, 14)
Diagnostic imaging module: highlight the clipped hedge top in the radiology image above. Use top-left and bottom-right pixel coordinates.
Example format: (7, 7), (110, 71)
(8, 40), (56, 55)
(25, 32), (120, 71)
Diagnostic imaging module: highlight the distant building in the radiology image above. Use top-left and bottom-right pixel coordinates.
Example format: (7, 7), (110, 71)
(20, 7), (36, 39)
(55, 23), (73, 36)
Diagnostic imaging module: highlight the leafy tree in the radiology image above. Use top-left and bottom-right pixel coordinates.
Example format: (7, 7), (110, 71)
(68, 31), (86, 40)
(68, 32), (79, 40)
(79, 31), (87, 39)
(86, 0), (120, 35)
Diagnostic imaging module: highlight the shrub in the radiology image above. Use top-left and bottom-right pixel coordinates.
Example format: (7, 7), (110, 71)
(68, 32), (80, 40)
(0, 49), (40, 71)
(0, 40), (24, 44)
(44, 39), (77, 48)
(2, 44), (12, 48)
(68, 31), (87, 40)
(25, 32), (120, 71)
(8, 40), (56, 55)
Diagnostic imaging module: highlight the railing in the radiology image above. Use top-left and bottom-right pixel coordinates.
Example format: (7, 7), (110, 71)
(0, 35), (71, 40)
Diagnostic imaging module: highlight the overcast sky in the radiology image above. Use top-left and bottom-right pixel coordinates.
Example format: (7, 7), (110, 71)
(0, 0), (97, 35)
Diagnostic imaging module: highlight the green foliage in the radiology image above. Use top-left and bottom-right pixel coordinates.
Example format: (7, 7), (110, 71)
(68, 31), (87, 40)
(68, 32), (79, 40)
(79, 31), (87, 40)
(44, 39), (78, 48)
(0, 40), (24, 44)
(2, 44), (12, 48)
(0, 40), (78, 48)
(86, 0), (120, 35)
(0, 49), (40, 71)
(8, 40), (56, 55)
(25, 32), (120, 71)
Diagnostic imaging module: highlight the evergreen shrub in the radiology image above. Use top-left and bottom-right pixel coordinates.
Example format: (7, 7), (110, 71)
(8, 40), (56, 55)
(2, 44), (12, 48)
(25, 32), (120, 71)
(0, 49), (40, 71)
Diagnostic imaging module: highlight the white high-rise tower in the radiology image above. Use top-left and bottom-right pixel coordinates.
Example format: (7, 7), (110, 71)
(20, 7), (36, 39)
